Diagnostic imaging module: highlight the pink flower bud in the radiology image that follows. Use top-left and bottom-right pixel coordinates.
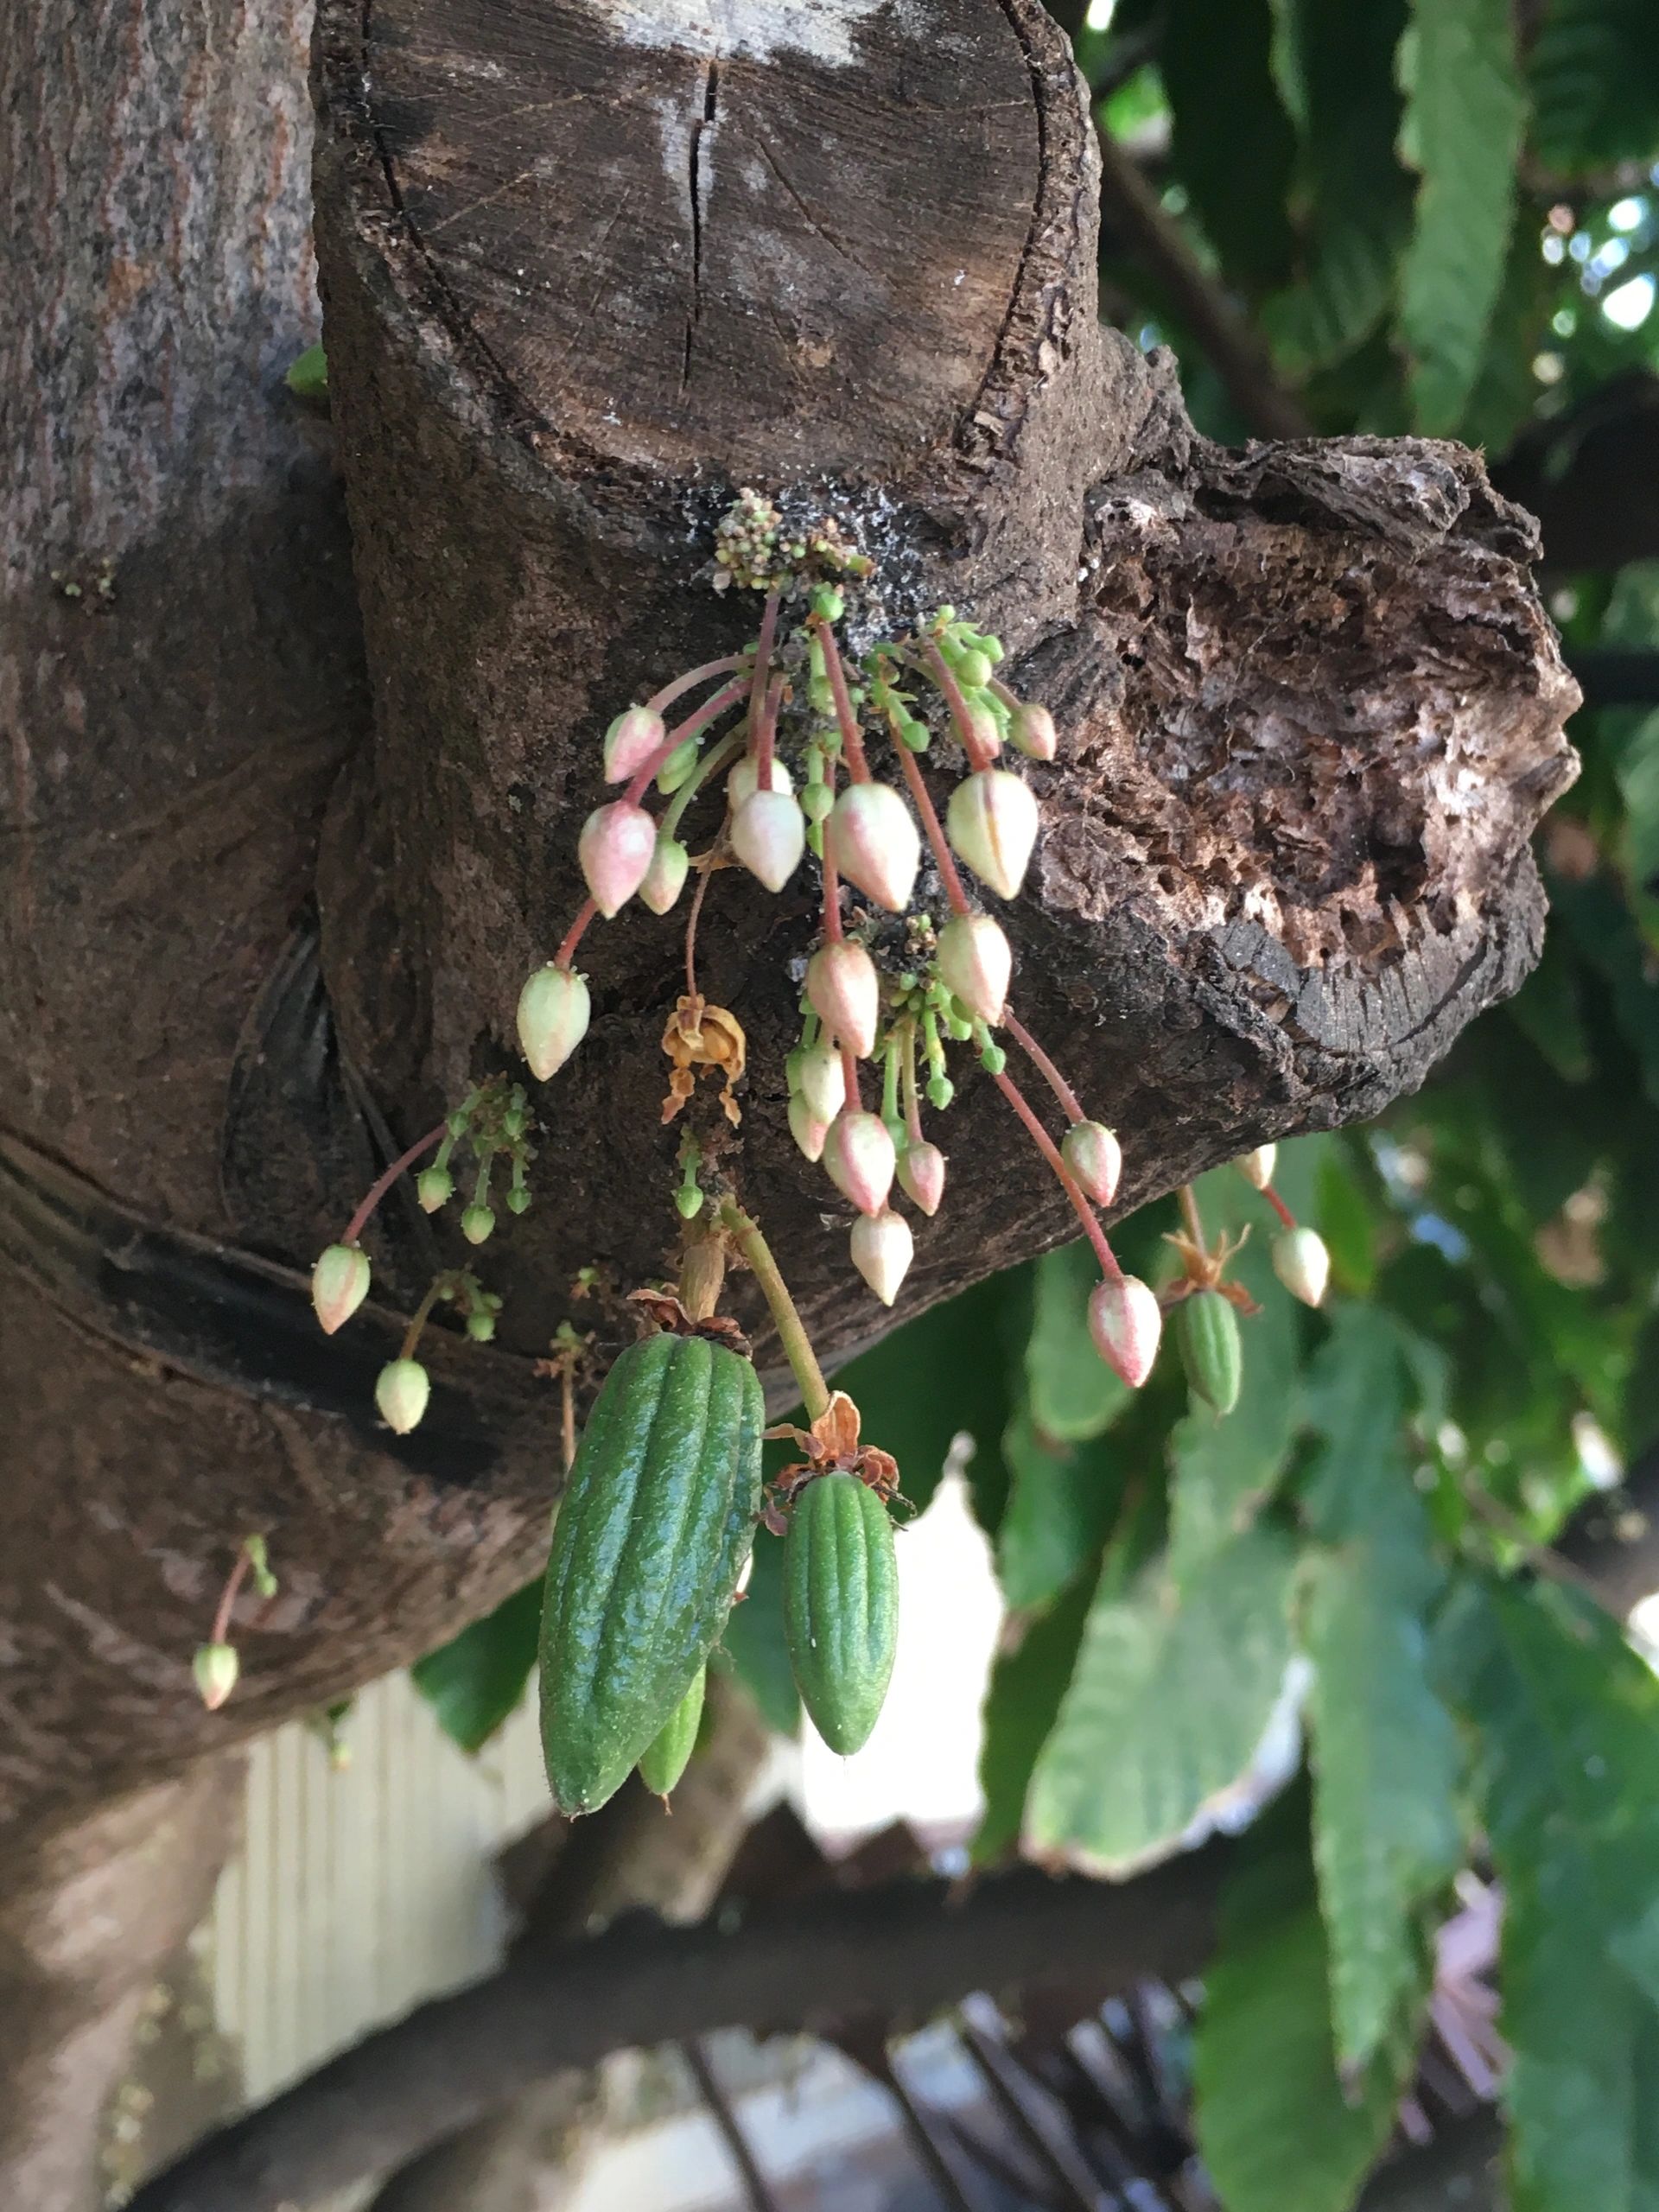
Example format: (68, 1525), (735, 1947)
(963, 696), (1003, 757)
(1236, 1144), (1277, 1191)
(1088, 1274), (1162, 1388)
(806, 941), (880, 1059)
(797, 1039), (846, 1124)
(375, 1357), (431, 1434)
(311, 1243), (370, 1335)
(578, 799), (657, 917)
(945, 769), (1040, 900)
(194, 1642), (239, 1712)
(787, 1093), (828, 1163)
(1062, 1121), (1122, 1208)
(1274, 1226), (1330, 1307)
(603, 704), (668, 783)
(1008, 701), (1058, 760)
(850, 1207), (913, 1306)
(731, 788), (806, 893)
(639, 835), (690, 915)
(823, 1109), (896, 1217)
(936, 913), (1012, 1024)
(516, 963), (591, 1080)
(898, 1139), (945, 1217)
(826, 783), (921, 912)
(728, 754), (793, 805)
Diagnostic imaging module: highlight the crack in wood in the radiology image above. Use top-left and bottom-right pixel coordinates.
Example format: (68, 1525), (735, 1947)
(681, 58), (720, 391)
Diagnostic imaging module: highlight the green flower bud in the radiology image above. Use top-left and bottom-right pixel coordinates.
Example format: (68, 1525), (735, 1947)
(375, 1357), (430, 1434)
(311, 1243), (370, 1335)
(416, 1166), (454, 1213)
(461, 1205), (494, 1245)
(194, 1642), (239, 1712)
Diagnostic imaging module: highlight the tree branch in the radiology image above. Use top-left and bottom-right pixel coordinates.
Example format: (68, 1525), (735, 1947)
(127, 1849), (1228, 2212)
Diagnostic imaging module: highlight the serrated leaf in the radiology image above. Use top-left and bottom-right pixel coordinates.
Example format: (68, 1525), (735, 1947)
(1305, 1548), (1462, 2069)
(1529, 0), (1659, 174)
(1263, 0), (1412, 375)
(1396, 0), (1528, 434)
(1024, 1525), (1298, 1876)
(1161, 0), (1299, 294)
(1299, 1311), (1462, 2069)
(1503, 1853), (1659, 2212)
(1026, 1239), (1129, 1441)
(410, 1578), (541, 1754)
(719, 1525), (799, 1736)
(973, 1574), (1094, 1866)
(1446, 1575), (1659, 2210)
(1193, 1813), (1424, 2212)
(996, 1406), (1123, 1614)
(1444, 1577), (1659, 2008)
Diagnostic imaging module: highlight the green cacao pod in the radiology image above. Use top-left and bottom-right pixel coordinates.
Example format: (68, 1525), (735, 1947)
(1178, 1288), (1243, 1416)
(540, 1332), (762, 1815)
(637, 1664), (706, 1798)
(784, 1472), (899, 1756)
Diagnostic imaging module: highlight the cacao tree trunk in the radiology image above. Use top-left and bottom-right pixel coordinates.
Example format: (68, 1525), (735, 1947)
(1, 0), (1575, 2197)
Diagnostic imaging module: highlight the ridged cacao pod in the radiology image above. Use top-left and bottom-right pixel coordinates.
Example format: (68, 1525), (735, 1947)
(784, 1472), (899, 1756)
(1177, 1288), (1243, 1415)
(540, 1333), (762, 1814)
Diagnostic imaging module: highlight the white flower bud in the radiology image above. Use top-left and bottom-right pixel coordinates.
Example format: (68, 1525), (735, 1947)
(945, 769), (1040, 899)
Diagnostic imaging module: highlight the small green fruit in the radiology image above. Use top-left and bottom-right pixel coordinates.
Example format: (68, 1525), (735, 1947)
(637, 1665), (706, 1797)
(785, 1474), (899, 1756)
(1177, 1289), (1243, 1415)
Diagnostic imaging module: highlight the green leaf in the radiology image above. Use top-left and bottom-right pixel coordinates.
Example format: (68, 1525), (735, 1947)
(1263, 0), (1412, 375)
(719, 1525), (799, 1736)
(996, 1406), (1123, 1614)
(1298, 1310), (1463, 2069)
(973, 1573), (1094, 1865)
(1315, 1145), (1379, 1296)
(1503, 1854), (1659, 2212)
(410, 1578), (541, 1754)
(1026, 1241), (1128, 1442)
(823, 1266), (1029, 1522)
(1506, 935), (1593, 1085)
(1194, 1812), (1422, 2212)
(1615, 709), (1659, 944)
(1161, 0), (1299, 294)
(284, 340), (328, 401)
(1555, 878), (1659, 1111)
(1443, 1577), (1659, 2210)
(1396, 0), (1528, 434)
(1024, 1525), (1298, 1875)
(1529, 0), (1659, 173)
(1304, 1550), (1461, 2069)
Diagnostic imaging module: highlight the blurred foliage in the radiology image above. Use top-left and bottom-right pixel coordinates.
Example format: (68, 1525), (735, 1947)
(412, 7), (1659, 2205)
